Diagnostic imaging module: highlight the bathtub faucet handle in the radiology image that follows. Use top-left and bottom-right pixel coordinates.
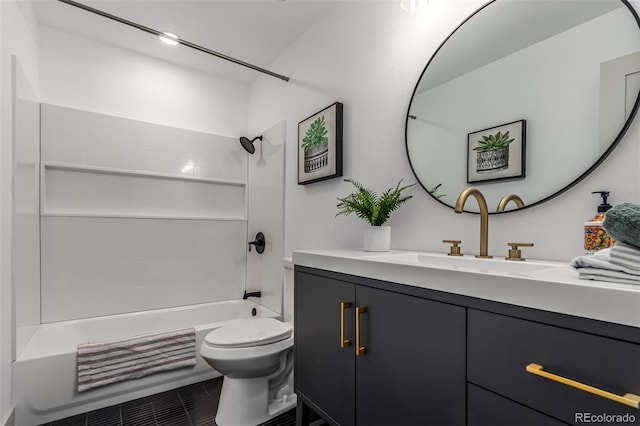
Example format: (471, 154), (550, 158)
(248, 232), (266, 254)
(243, 291), (262, 300)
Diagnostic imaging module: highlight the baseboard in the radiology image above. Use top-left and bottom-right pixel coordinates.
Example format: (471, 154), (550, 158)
(1, 408), (15, 426)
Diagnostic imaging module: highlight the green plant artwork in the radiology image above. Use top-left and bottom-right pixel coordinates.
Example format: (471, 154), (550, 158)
(300, 115), (328, 151)
(473, 130), (514, 152)
(336, 178), (416, 227)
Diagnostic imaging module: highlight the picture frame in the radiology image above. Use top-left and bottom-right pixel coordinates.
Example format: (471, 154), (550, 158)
(298, 102), (343, 185)
(467, 119), (526, 184)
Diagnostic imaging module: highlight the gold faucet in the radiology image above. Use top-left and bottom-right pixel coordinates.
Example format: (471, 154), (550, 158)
(496, 194), (525, 212)
(454, 188), (492, 258)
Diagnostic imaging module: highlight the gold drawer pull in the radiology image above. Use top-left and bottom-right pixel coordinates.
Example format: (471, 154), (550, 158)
(340, 302), (352, 348)
(355, 306), (366, 356)
(526, 363), (640, 409)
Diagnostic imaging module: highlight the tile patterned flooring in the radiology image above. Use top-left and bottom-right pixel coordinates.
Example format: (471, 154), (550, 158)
(38, 377), (298, 426)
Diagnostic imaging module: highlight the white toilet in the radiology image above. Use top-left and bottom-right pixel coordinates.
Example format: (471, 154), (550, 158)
(200, 262), (296, 425)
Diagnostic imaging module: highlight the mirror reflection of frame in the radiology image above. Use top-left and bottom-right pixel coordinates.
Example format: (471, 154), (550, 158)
(467, 119), (526, 184)
(405, 0), (640, 214)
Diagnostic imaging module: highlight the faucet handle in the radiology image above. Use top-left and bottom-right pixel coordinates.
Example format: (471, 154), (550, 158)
(442, 240), (463, 256)
(506, 242), (534, 261)
(248, 232), (266, 254)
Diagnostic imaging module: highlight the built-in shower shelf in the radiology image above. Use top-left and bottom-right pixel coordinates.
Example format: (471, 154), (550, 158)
(42, 162), (247, 186)
(41, 213), (247, 221)
(42, 162), (246, 220)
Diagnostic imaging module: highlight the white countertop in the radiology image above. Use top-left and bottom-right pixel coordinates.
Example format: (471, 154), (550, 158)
(292, 249), (640, 328)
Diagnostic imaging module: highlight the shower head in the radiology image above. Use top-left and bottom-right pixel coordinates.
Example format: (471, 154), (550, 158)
(239, 135), (263, 154)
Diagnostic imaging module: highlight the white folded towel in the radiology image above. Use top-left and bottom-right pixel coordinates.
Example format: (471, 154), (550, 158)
(609, 242), (640, 271)
(570, 247), (640, 285)
(576, 272), (640, 285)
(77, 327), (196, 392)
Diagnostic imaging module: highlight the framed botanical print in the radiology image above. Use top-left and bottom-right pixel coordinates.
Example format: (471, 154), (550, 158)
(298, 102), (343, 185)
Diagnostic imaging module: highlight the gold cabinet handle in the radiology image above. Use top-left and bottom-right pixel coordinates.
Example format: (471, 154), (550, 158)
(355, 306), (366, 356)
(526, 363), (640, 409)
(340, 302), (352, 348)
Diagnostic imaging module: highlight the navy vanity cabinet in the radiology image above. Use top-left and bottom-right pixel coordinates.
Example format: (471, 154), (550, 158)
(294, 267), (466, 426)
(467, 309), (640, 425)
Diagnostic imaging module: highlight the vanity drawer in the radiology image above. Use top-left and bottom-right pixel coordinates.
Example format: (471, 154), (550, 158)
(468, 383), (567, 426)
(467, 309), (640, 425)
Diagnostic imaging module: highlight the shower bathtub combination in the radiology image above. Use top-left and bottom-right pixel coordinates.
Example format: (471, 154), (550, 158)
(11, 98), (287, 426)
(14, 300), (277, 426)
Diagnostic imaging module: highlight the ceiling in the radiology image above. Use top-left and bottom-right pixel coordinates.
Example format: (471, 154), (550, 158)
(33, 0), (335, 84)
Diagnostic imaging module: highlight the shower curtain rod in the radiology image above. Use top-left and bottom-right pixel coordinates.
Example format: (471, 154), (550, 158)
(57, 0), (290, 82)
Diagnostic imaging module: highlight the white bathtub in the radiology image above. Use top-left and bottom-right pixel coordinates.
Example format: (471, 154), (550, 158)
(14, 300), (278, 426)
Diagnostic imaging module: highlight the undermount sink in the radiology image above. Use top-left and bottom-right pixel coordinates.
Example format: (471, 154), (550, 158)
(366, 251), (563, 274)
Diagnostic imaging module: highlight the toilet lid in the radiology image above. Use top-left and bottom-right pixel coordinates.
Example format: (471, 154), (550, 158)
(205, 318), (292, 348)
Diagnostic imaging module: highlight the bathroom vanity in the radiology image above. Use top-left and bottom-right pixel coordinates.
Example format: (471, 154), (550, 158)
(292, 250), (640, 426)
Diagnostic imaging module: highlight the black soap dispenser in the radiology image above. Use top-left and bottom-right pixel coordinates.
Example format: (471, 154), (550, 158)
(584, 191), (614, 254)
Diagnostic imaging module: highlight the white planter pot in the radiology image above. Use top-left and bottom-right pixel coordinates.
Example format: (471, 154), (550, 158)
(363, 225), (391, 252)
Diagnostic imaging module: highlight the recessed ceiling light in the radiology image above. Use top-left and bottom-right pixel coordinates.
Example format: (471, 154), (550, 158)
(159, 32), (180, 46)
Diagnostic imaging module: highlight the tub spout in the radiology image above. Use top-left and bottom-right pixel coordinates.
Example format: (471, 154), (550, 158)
(454, 188), (492, 259)
(243, 291), (262, 300)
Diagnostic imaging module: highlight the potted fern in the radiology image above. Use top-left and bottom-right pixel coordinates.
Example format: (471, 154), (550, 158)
(336, 178), (416, 251)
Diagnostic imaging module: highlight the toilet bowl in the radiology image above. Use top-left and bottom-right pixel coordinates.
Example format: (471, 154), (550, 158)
(200, 318), (295, 425)
(200, 261), (296, 425)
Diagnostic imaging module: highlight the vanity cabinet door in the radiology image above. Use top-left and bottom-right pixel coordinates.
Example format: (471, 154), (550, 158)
(468, 309), (640, 425)
(295, 270), (356, 426)
(355, 285), (466, 426)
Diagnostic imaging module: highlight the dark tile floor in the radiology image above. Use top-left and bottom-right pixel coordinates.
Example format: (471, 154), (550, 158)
(38, 377), (300, 426)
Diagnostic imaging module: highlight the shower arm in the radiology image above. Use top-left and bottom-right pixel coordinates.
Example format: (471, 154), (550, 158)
(57, 0), (290, 82)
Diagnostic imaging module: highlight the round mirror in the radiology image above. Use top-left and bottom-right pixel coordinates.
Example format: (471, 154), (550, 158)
(406, 0), (640, 213)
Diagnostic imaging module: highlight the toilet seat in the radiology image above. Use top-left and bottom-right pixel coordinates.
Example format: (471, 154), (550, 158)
(205, 318), (293, 348)
(200, 318), (293, 366)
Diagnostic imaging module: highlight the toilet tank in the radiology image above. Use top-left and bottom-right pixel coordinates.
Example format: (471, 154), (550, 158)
(283, 257), (294, 324)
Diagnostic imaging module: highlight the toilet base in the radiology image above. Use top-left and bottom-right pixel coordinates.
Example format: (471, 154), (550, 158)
(215, 376), (297, 426)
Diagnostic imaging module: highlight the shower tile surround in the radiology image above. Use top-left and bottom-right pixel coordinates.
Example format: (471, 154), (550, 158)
(13, 75), (42, 340)
(38, 104), (249, 321)
(40, 217), (247, 321)
(246, 121), (286, 315)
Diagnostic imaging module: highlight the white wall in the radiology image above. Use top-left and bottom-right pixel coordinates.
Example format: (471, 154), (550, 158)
(0, 0), (39, 423)
(248, 0), (640, 262)
(39, 26), (249, 137)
